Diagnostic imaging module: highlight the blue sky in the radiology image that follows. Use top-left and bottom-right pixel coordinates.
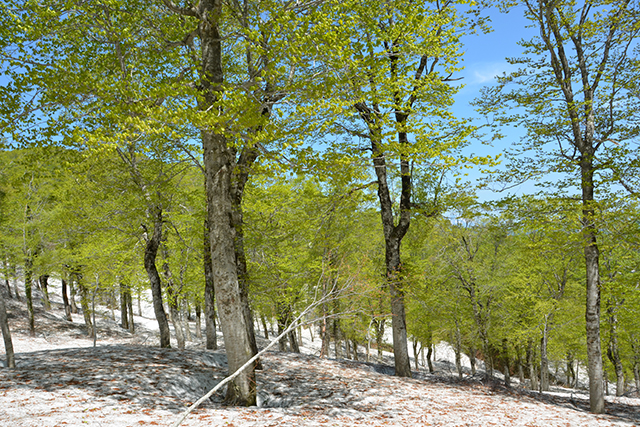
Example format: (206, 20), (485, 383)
(451, 5), (539, 201)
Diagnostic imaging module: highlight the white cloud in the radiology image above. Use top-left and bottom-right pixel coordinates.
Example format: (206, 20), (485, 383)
(467, 62), (518, 85)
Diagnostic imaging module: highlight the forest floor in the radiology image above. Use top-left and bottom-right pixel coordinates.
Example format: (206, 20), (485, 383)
(1, 286), (639, 427)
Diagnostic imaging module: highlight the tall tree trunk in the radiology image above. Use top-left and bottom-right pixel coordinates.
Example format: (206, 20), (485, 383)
(143, 208), (171, 348)
(426, 342), (434, 374)
(39, 274), (50, 310)
(320, 279), (330, 357)
(203, 125), (256, 405)
(333, 318), (342, 359)
(453, 323), (463, 379)
(468, 345), (477, 376)
(606, 304), (624, 396)
(0, 284), (15, 368)
(24, 256), (35, 337)
(10, 262), (19, 301)
(582, 157), (605, 412)
(164, 262), (185, 350)
(61, 278), (72, 322)
(566, 352), (576, 388)
(354, 102), (412, 378)
(91, 280), (99, 346)
(374, 318), (385, 360)
(203, 217), (218, 350)
(527, 339), (539, 391)
(517, 348), (525, 385)
(182, 298), (192, 342)
(195, 302), (202, 339)
(633, 360), (640, 397)
(126, 290), (134, 334)
(2, 255), (13, 299)
(261, 314), (269, 340)
(502, 338), (511, 388)
(77, 278), (94, 338)
(289, 327), (300, 354)
(120, 283), (129, 330)
(69, 280), (78, 314)
(540, 324), (550, 392)
(231, 146), (261, 369)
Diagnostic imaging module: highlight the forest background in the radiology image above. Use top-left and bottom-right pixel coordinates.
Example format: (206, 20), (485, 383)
(0, 0), (639, 417)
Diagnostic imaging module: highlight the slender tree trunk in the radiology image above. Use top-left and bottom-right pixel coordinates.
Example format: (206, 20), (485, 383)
(126, 290), (134, 333)
(333, 318), (342, 359)
(502, 338), (511, 388)
(195, 302), (202, 339)
(354, 103), (412, 378)
(582, 159), (605, 412)
(633, 361), (639, 397)
(517, 348), (525, 386)
(0, 285), (15, 368)
(352, 339), (359, 361)
(4, 278), (11, 299)
(540, 324), (550, 392)
(606, 305), (624, 396)
(77, 279), (94, 338)
(162, 251), (185, 350)
(426, 342), (434, 374)
(527, 339), (539, 391)
(231, 147), (261, 369)
(39, 274), (50, 310)
(24, 256), (35, 337)
(164, 266), (185, 350)
(468, 345), (477, 376)
(182, 298), (192, 342)
(320, 281), (330, 357)
(120, 283), (129, 330)
(2, 255), (12, 299)
(10, 262), (19, 301)
(289, 327), (300, 354)
(374, 318), (385, 360)
(333, 297), (342, 359)
(203, 217), (218, 350)
(91, 280), (99, 347)
(61, 278), (72, 322)
(454, 324), (463, 379)
(277, 316), (287, 352)
(260, 314), (269, 340)
(69, 280), (78, 314)
(143, 209), (171, 348)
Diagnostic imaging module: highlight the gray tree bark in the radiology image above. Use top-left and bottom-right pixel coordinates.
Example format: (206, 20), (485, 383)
(540, 325), (550, 392)
(606, 304), (625, 396)
(24, 255), (35, 337)
(0, 284), (15, 368)
(61, 278), (73, 322)
(143, 208), (171, 348)
(120, 282), (129, 330)
(163, 261), (185, 350)
(38, 274), (50, 310)
(203, 217), (218, 350)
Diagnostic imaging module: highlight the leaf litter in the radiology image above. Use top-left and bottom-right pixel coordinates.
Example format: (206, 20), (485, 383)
(0, 286), (639, 427)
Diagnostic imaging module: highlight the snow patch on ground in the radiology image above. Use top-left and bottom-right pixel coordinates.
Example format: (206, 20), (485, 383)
(1, 280), (639, 426)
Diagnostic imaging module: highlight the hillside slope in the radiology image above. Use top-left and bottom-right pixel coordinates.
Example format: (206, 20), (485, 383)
(0, 287), (638, 426)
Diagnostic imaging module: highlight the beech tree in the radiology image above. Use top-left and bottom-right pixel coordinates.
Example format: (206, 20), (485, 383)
(476, 0), (640, 412)
(303, 0), (490, 378)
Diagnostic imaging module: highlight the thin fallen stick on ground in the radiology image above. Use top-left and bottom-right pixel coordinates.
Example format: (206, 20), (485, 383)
(171, 277), (342, 427)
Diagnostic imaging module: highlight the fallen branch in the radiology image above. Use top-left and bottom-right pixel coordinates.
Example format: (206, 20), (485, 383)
(171, 278), (341, 427)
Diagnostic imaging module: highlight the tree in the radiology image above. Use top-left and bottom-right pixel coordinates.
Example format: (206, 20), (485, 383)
(304, 0), (486, 378)
(476, 0), (640, 412)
